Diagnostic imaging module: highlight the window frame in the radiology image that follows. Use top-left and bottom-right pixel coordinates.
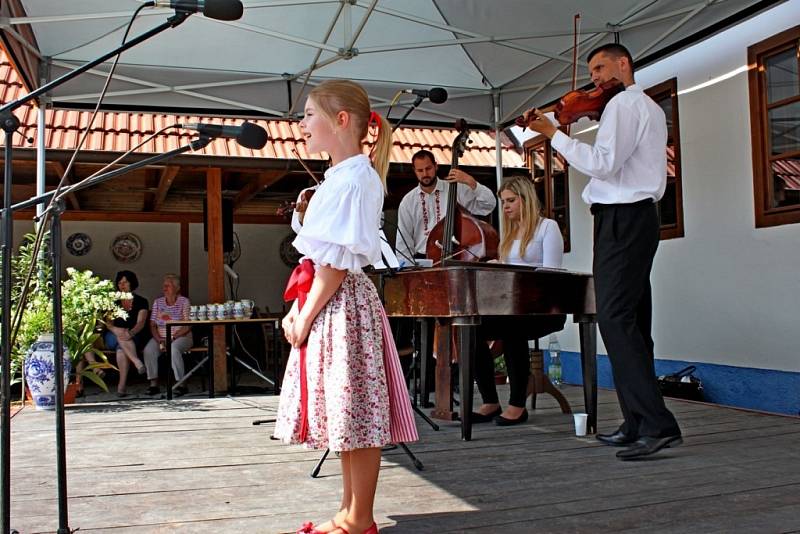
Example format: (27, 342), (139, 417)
(748, 25), (800, 228)
(645, 77), (685, 240)
(523, 135), (571, 252)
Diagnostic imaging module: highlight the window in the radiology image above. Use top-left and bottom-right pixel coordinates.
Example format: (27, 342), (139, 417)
(524, 136), (571, 251)
(748, 26), (800, 228)
(646, 78), (685, 240)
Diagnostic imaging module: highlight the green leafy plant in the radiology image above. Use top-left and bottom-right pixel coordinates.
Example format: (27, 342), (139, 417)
(494, 355), (507, 375)
(9, 233), (130, 391)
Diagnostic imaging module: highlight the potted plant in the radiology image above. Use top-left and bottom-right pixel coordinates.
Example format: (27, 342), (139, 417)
(11, 233), (129, 406)
(61, 267), (130, 395)
(494, 355), (508, 385)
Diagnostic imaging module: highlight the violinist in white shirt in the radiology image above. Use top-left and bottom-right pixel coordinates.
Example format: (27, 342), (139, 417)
(521, 43), (681, 460)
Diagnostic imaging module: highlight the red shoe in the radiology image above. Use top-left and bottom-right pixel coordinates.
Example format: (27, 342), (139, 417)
(334, 523), (379, 534)
(296, 522), (325, 534)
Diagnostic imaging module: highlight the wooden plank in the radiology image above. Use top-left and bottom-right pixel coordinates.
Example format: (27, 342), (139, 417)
(205, 167), (227, 393)
(150, 165), (180, 211)
(231, 170), (286, 210)
(8, 388), (800, 533)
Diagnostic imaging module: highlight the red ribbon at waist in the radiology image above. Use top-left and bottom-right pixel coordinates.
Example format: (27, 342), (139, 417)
(283, 258), (314, 442)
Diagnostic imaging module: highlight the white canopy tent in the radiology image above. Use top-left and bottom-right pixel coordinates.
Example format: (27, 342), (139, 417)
(0, 0), (785, 129)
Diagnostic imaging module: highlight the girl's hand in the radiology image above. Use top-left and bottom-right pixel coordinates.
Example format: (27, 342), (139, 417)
(287, 314), (313, 348)
(282, 307), (298, 341)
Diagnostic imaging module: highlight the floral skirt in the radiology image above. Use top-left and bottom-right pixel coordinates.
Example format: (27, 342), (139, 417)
(273, 272), (418, 451)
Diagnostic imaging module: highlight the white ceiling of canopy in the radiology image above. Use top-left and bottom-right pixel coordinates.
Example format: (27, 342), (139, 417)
(4, 0), (785, 128)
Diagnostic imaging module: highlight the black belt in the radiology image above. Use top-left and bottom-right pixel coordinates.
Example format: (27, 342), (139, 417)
(590, 198), (654, 215)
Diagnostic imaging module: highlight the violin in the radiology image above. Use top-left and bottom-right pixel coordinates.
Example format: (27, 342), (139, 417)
(276, 188), (315, 220)
(425, 119), (499, 265)
(516, 78), (625, 127)
(276, 148), (321, 220)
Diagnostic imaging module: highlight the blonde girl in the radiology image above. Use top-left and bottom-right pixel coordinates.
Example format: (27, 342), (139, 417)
(273, 80), (417, 534)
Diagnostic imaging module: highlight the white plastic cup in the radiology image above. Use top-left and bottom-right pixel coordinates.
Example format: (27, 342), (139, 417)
(573, 413), (588, 436)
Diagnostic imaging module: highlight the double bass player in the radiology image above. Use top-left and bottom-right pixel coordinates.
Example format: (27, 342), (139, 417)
(395, 149), (495, 264)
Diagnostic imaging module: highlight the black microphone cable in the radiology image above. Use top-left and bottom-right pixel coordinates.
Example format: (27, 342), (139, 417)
(379, 217), (419, 268)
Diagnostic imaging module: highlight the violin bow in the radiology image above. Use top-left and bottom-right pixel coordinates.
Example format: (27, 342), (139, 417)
(567, 13), (581, 136)
(571, 14), (581, 93)
(291, 147), (320, 185)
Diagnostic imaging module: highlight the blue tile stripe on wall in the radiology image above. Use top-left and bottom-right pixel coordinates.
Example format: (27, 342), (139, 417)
(549, 351), (800, 417)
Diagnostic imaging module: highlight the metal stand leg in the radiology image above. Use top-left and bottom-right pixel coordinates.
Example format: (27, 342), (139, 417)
(172, 356), (209, 390)
(233, 356), (275, 387)
(310, 442), (424, 478)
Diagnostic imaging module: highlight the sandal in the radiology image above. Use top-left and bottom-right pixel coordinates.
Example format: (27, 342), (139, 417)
(296, 522), (325, 534)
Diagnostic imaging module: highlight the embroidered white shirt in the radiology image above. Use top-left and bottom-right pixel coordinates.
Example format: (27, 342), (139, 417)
(550, 84), (668, 205)
(395, 178), (496, 262)
(292, 154), (383, 272)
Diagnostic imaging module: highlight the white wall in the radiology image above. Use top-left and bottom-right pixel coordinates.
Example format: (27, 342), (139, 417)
(13, 220), (295, 316)
(188, 223), (295, 313)
(553, 1), (800, 373)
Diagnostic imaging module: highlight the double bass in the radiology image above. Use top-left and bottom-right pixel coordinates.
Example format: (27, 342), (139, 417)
(425, 119), (499, 265)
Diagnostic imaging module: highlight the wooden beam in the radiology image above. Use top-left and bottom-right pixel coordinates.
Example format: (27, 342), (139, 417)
(12, 210), (288, 224)
(151, 165), (180, 211)
(206, 167), (227, 393)
(180, 222), (189, 297)
(50, 161), (82, 211)
(231, 170), (287, 210)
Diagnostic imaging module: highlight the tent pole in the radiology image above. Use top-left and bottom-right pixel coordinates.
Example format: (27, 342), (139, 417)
(493, 92), (504, 236)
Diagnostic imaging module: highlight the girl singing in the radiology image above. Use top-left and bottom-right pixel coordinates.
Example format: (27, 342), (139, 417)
(273, 80), (418, 534)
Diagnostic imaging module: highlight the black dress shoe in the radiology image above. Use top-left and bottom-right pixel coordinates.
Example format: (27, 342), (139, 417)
(470, 406), (502, 423)
(494, 409), (528, 426)
(616, 434), (683, 460)
(596, 429), (638, 447)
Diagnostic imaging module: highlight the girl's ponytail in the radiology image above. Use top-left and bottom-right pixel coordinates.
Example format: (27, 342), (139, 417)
(368, 111), (392, 192)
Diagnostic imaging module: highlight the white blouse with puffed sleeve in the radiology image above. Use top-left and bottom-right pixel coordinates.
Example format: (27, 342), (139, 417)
(292, 154), (384, 272)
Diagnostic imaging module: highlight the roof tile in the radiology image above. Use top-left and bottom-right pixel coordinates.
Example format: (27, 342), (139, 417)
(0, 50), (524, 168)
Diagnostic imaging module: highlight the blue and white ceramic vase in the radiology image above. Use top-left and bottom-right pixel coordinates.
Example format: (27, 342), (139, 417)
(24, 333), (71, 411)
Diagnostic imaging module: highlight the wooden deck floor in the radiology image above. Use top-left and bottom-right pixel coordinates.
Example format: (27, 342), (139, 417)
(9, 386), (800, 533)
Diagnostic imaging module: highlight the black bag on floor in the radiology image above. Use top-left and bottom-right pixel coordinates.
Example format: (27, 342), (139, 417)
(657, 365), (704, 401)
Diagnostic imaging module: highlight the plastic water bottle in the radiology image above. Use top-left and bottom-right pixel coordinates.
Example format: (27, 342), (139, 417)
(547, 335), (562, 387)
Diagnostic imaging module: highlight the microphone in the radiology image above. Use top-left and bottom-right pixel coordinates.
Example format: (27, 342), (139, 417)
(152, 0), (244, 21)
(179, 121), (268, 149)
(402, 87), (448, 104)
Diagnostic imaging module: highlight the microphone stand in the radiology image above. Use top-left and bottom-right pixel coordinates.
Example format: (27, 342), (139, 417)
(0, 10), (194, 534)
(392, 96), (424, 133)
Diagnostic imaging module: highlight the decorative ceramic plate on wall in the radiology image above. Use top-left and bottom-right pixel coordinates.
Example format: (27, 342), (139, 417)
(65, 232), (92, 256)
(110, 233), (142, 263)
(279, 234), (302, 267)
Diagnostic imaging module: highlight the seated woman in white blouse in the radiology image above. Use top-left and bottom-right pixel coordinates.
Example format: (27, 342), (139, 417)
(473, 175), (567, 426)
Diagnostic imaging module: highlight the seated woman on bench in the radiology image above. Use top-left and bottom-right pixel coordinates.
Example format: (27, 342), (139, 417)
(143, 273), (192, 397)
(473, 175), (566, 426)
(105, 270), (150, 397)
